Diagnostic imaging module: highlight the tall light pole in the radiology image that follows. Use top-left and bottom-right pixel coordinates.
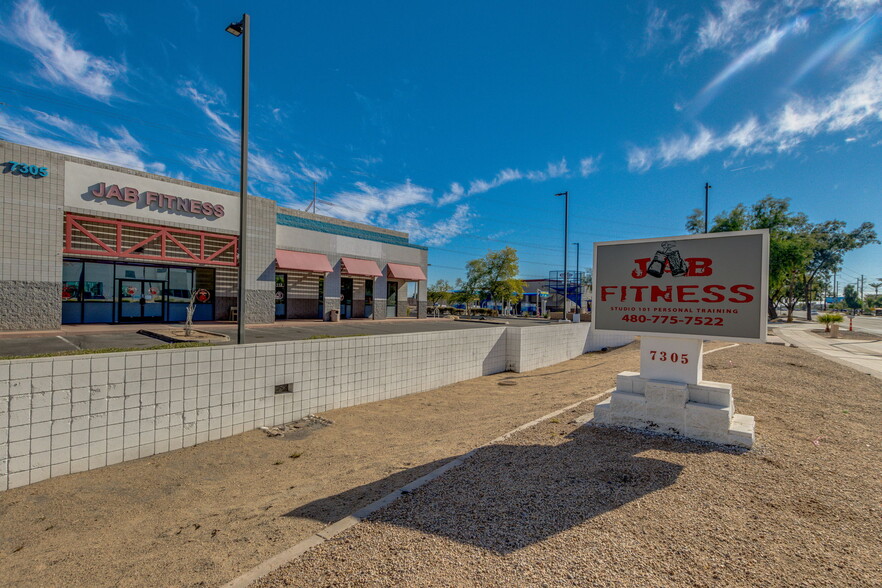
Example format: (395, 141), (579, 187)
(555, 192), (569, 316)
(226, 14), (249, 345)
(573, 242), (580, 310)
(704, 182), (712, 233)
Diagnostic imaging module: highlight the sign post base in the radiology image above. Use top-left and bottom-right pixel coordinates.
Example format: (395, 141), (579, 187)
(591, 337), (754, 448)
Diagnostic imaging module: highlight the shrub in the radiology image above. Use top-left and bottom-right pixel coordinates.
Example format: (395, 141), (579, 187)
(817, 313), (845, 332)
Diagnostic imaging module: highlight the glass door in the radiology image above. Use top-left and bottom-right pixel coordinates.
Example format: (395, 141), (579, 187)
(275, 274), (287, 319)
(119, 280), (165, 322)
(386, 281), (398, 317)
(341, 278), (354, 319)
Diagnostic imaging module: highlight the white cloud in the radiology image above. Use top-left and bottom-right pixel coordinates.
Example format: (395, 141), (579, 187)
(642, 6), (690, 52)
(99, 12), (129, 35)
(0, 0), (126, 101)
(325, 180), (434, 224)
(579, 155), (601, 177)
(628, 54), (882, 172)
(0, 107), (163, 172)
(694, 0), (756, 54)
(177, 79), (239, 143)
(440, 158), (571, 205)
(393, 204), (474, 246)
(293, 152), (330, 184)
(438, 182), (465, 206)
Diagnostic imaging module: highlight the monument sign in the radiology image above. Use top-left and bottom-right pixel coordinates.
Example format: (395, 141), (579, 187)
(591, 230), (769, 448)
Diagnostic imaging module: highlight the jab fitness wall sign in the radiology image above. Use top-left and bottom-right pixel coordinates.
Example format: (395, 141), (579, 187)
(592, 229), (769, 342)
(64, 161), (239, 232)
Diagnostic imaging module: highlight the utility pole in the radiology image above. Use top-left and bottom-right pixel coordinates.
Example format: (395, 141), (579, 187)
(833, 270), (837, 299)
(704, 182), (712, 233)
(555, 192), (569, 317)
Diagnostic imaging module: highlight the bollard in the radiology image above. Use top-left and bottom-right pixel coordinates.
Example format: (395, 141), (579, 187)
(849, 317), (853, 331)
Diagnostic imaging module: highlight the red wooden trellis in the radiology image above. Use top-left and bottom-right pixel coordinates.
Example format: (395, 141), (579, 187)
(63, 213), (238, 267)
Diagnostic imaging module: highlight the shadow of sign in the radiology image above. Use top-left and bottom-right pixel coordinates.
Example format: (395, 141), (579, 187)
(285, 426), (731, 554)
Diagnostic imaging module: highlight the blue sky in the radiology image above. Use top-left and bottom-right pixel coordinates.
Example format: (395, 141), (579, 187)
(1, 0), (881, 292)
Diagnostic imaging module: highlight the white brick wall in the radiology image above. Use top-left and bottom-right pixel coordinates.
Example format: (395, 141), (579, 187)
(507, 323), (635, 373)
(0, 325), (633, 491)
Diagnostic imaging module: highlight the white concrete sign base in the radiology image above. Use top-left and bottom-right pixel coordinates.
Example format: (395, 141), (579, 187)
(591, 336), (755, 448)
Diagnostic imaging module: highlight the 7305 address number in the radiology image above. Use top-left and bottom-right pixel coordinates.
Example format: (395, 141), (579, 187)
(648, 350), (689, 364)
(622, 314), (723, 326)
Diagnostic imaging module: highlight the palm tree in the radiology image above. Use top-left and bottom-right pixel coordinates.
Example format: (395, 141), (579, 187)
(817, 313), (844, 333)
(871, 282), (882, 297)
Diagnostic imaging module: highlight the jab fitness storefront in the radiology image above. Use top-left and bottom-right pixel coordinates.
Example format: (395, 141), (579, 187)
(0, 140), (429, 332)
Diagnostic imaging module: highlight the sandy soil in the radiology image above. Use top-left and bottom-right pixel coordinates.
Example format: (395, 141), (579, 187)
(0, 341), (645, 587)
(255, 343), (882, 587)
(810, 328), (881, 342)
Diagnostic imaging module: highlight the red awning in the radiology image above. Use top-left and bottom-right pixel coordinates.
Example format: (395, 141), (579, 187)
(386, 263), (427, 281)
(275, 249), (333, 273)
(340, 257), (383, 277)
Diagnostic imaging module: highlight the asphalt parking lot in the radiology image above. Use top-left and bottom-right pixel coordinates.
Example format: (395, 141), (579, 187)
(0, 317), (552, 358)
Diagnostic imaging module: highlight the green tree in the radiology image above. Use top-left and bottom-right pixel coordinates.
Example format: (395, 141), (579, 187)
(463, 247), (526, 314)
(688, 196), (811, 321)
(870, 282), (882, 297)
(450, 277), (480, 316)
(844, 284), (861, 310)
(798, 220), (877, 320)
(427, 279), (451, 307)
(687, 197), (878, 321)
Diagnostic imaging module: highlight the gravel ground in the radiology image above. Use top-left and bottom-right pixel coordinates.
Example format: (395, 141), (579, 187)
(0, 341), (646, 587)
(254, 344), (882, 587)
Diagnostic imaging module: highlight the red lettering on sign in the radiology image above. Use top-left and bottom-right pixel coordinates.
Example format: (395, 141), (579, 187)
(106, 184), (124, 201)
(701, 284), (726, 303)
(676, 285), (698, 303)
(123, 187), (139, 202)
(631, 258), (651, 279)
(650, 285), (673, 302)
(687, 257), (713, 276)
(729, 284), (755, 303)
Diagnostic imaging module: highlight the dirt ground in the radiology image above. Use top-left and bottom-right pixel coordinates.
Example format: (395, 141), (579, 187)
(256, 343), (882, 588)
(0, 341), (645, 587)
(2, 340), (880, 587)
(810, 328), (881, 342)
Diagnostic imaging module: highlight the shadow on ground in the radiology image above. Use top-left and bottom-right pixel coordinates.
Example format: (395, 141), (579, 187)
(285, 425), (734, 554)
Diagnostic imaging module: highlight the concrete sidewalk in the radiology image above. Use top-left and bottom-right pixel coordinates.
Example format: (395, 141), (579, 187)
(774, 323), (882, 380)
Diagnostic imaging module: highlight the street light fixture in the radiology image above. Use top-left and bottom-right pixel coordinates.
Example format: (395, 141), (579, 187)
(555, 192), (569, 317)
(226, 14), (249, 345)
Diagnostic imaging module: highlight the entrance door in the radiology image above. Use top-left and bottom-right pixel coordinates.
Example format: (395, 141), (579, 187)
(341, 278), (353, 319)
(119, 280), (165, 322)
(386, 281), (398, 317)
(275, 274), (287, 319)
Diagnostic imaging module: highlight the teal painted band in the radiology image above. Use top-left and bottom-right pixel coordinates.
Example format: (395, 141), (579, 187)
(276, 213), (428, 250)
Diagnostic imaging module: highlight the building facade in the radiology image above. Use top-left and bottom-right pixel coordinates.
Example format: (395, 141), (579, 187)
(0, 141), (428, 332)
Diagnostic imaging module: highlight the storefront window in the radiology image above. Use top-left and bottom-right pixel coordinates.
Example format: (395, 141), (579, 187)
(144, 266), (168, 281)
(365, 280), (373, 305)
(116, 265), (144, 280)
(167, 267), (193, 321)
(83, 262), (114, 323)
(61, 261), (83, 324)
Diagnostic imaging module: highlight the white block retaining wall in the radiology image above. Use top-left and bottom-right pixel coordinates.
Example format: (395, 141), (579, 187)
(0, 324), (633, 491)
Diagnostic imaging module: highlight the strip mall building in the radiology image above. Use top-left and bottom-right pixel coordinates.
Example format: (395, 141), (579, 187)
(0, 140), (428, 332)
